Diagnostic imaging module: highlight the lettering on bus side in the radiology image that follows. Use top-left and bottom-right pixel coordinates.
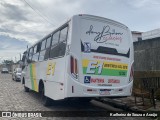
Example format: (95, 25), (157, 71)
(46, 62), (56, 75)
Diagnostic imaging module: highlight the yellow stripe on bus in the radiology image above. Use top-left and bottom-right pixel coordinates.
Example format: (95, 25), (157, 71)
(82, 59), (128, 70)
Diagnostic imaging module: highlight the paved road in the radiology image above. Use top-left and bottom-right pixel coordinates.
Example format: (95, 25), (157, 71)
(0, 73), (151, 120)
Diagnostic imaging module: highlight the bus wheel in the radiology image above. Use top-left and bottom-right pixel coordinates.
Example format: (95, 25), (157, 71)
(24, 86), (29, 92)
(41, 86), (52, 106)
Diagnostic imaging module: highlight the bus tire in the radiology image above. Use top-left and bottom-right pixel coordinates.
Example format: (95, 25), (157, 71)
(24, 86), (29, 92)
(22, 78), (25, 84)
(40, 84), (52, 106)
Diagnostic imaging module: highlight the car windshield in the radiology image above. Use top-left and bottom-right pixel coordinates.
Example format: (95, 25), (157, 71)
(2, 68), (8, 71)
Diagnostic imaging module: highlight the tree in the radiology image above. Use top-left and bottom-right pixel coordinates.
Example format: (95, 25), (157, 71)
(2, 60), (14, 72)
(2, 60), (14, 65)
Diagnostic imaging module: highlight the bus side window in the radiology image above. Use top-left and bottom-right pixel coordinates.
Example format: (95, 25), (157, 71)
(32, 44), (39, 62)
(41, 39), (46, 51)
(37, 42), (41, 52)
(52, 31), (60, 46)
(32, 53), (39, 62)
(28, 47), (33, 63)
(46, 36), (52, 48)
(22, 51), (27, 70)
(58, 41), (66, 56)
(50, 45), (59, 58)
(45, 36), (52, 59)
(39, 39), (47, 61)
(59, 27), (68, 42)
(39, 50), (46, 61)
(50, 26), (68, 58)
(33, 45), (37, 54)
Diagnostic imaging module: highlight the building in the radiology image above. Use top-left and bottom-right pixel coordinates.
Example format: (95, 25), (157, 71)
(134, 28), (160, 71)
(142, 28), (160, 40)
(132, 31), (142, 42)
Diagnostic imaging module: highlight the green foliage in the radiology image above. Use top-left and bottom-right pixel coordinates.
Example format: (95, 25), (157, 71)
(2, 60), (14, 65)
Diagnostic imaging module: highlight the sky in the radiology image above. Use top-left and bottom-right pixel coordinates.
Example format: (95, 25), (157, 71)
(0, 0), (160, 63)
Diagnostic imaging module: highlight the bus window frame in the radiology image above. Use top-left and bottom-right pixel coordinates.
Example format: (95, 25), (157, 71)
(41, 39), (47, 51)
(32, 44), (40, 62)
(33, 44), (37, 54)
(27, 47), (33, 63)
(46, 35), (52, 48)
(49, 24), (69, 59)
(59, 26), (68, 43)
(51, 31), (60, 46)
(27, 23), (69, 63)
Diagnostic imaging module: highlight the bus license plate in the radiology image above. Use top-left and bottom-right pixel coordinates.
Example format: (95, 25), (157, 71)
(99, 89), (110, 95)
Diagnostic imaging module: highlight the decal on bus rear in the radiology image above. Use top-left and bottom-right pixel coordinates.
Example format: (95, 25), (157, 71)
(82, 59), (128, 77)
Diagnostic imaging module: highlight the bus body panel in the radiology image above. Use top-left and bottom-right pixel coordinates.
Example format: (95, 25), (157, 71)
(66, 15), (133, 98)
(66, 74), (133, 97)
(24, 56), (66, 100)
(43, 58), (66, 100)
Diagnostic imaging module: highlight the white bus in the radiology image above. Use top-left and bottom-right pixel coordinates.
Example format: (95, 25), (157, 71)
(22, 14), (134, 106)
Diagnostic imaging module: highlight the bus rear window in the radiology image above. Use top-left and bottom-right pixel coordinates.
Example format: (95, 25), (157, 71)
(81, 42), (130, 58)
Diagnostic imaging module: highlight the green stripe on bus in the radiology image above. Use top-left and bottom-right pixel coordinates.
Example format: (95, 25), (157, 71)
(83, 67), (127, 77)
(30, 64), (35, 90)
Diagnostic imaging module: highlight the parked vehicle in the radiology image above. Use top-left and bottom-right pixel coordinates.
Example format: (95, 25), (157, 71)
(12, 68), (22, 81)
(1, 68), (9, 73)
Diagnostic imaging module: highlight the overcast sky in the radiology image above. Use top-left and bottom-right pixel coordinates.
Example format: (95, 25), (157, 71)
(0, 0), (160, 63)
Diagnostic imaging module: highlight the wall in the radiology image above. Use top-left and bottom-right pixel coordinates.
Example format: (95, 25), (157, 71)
(134, 37), (160, 71)
(132, 32), (142, 42)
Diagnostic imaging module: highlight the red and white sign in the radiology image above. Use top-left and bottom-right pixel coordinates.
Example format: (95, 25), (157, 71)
(91, 78), (104, 83)
(108, 79), (120, 83)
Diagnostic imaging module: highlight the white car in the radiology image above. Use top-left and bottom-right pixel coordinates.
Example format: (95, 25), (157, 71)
(12, 68), (22, 82)
(1, 68), (9, 74)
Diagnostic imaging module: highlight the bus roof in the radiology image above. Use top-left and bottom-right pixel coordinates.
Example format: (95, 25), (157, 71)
(72, 14), (128, 29)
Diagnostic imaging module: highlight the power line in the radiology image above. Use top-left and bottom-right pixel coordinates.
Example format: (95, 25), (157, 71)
(31, 1), (57, 24)
(23, 0), (55, 27)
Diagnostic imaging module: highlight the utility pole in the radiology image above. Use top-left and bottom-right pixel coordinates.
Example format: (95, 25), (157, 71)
(15, 57), (17, 63)
(20, 53), (21, 61)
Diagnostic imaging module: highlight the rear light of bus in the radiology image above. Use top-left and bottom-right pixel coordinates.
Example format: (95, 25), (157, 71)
(129, 64), (134, 83)
(70, 56), (78, 79)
